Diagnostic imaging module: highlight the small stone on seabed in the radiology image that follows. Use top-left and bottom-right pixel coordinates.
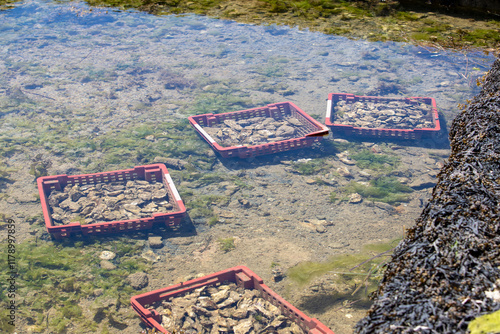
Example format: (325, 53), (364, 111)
(149, 236), (163, 248)
(99, 251), (116, 260)
(100, 260), (116, 270)
(127, 272), (149, 290)
(349, 193), (363, 203)
(315, 225), (327, 233)
(142, 250), (160, 263)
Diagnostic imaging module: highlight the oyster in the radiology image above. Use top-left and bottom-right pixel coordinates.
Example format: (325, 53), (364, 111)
(333, 99), (434, 130)
(152, 282), (306, 334)
(47, 179), (173, 225)
(203, 115), (308, 147)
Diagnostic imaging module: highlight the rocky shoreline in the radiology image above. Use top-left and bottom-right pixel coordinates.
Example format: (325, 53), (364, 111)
(81, 0), (500, 50)
(355, 58), (500, 332)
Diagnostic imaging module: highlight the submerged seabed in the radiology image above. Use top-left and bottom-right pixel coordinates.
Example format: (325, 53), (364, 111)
(0, 0), (494, 125)
(0, 1), (496, 333)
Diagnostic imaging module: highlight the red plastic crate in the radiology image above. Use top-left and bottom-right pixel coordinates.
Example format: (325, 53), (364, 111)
(131, 265), (334, 334)
(188, 102), (329, 158)
(37, 164), (186, 239)
(325, 93), (441, 140)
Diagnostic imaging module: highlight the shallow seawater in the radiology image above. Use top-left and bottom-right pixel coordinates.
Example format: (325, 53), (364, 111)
(0, 0), (494, 125)
(0, 1), (496, 334)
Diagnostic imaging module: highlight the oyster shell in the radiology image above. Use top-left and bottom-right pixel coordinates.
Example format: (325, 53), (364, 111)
(151, 282), (306, 334)
(333, 99), (434, 130)
(47, 179), (173, 225)
(204, 115), (308, 147)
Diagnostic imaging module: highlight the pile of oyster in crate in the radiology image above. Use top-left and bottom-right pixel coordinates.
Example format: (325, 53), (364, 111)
(155, 282), (305, 334)
(203, 116), (308, 147)
(48, 180), (173, 225)
(333, 100), (435, 129)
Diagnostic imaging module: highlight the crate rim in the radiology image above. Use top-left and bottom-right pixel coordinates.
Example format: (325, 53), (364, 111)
(130, 265), (335, 334)
(325, 93), (441, 133)
(188, 101), (329, 158)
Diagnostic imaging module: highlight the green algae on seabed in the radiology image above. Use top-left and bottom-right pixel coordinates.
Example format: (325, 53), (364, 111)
(82, 0), (500, 50)
(72, 119), (214, 172)
(350, 149), (400, 172)
(207, 215), (220, 226)
(218, 237), (236, 252)
(0, 0), (18, 9)
(343, 176), (414, 204)
(288, 240), (399, 285)
(0, 162), (16, 183)
(291, 158), (328, 175)
(182, 193), (229, 220)
(2, 238), (151, 333)
(287, 240), (400, 299)
(189, 92), (255, 116)
(468, 309), (500, 334)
